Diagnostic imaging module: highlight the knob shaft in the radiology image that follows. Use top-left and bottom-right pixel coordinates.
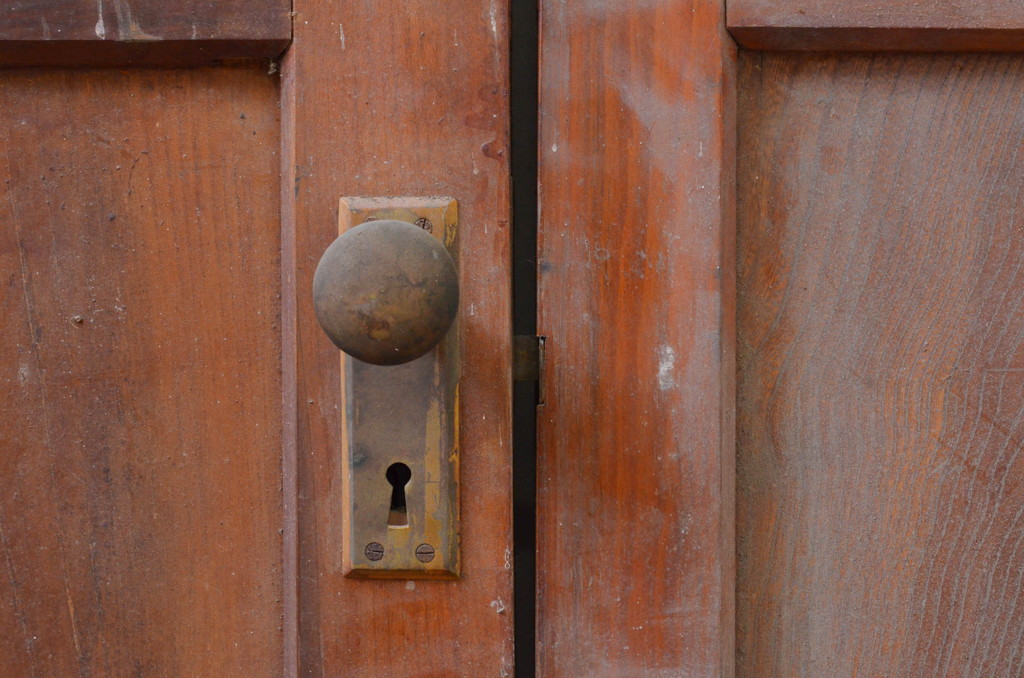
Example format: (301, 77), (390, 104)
(313, 220), (459, 365)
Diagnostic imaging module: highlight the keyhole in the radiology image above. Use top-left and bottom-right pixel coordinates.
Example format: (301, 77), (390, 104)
(386, 462), (412, 528)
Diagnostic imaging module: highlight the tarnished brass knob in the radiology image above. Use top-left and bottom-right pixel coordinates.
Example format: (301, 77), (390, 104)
(313, 219), (459, 365)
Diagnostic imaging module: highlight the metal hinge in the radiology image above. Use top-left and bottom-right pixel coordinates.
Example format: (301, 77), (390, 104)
(513, 335), (544, 381)
(513, 334), (545, 405)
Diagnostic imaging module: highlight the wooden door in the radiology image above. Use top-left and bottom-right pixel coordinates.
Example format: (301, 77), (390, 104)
(12, 2), (1022, 676)
(537, 1), (1024, 676)
(0, 1), (513, 676)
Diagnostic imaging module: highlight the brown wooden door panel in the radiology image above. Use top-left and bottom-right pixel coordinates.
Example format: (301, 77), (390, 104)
(285, 0), (514, 673)
(0, 67), (283, 676)
(738, 52), (1024, 676)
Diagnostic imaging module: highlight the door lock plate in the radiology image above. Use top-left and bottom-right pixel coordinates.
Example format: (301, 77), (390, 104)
(339, 197), (460, 579)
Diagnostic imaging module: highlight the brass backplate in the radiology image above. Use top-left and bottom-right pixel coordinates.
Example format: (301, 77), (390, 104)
(340, 197), (460, 579)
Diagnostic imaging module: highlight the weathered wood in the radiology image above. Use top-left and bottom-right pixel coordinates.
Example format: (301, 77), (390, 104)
(283, 0), (515, 674)
(280, 43), (300, 678)
(0, 67), (282, 676)
(728, 1), (1024, 51)
(738, 52), (1024, 676)
(536, 1), (736, 675)
(0, 0), (290, 66)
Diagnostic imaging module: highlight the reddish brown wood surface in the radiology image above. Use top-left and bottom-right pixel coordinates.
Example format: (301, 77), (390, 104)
(728, 1), (1024, 51)
(0, 0), (290, 66)
(0, 68), (283, 676)
(738, 52), (1024, 676)
(537, 1), (736, 675)
(283, 0), (514, 675)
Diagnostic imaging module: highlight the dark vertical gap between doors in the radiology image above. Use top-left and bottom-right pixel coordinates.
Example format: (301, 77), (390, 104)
(510, 0), (539, 675)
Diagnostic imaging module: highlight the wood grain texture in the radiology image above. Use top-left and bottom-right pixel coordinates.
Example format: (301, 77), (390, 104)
(537, 1), (736, 675)
(0, 0), (290, 66)
(0, 68), (282, 676)
(283, 0), (514, 674)
(738, 52), (1024, 676)
(728, 1), (1024, 51)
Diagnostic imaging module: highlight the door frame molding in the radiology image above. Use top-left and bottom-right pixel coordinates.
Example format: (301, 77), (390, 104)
(0, 0), (290, 67)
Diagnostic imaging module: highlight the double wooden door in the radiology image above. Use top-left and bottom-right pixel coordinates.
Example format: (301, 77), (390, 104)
(3, 1), (1024, 676)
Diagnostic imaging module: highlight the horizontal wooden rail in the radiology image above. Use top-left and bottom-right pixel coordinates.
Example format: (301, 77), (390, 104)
(728, 1), (1024, 51)
(0, 0), (290, 66)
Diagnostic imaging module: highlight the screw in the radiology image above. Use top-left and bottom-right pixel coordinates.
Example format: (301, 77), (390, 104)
(364, 542), (384, 561)
(72, 315), (84, 325)
(415, 543), (435, 563)
(414, 217), (433, 233)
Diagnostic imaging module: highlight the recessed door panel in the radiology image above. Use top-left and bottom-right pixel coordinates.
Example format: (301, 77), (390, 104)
(738, 53), (1024, 676)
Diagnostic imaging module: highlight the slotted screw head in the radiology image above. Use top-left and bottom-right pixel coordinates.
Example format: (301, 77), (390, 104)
(415, 543), (435, 563)
(365, 542), (385, 561)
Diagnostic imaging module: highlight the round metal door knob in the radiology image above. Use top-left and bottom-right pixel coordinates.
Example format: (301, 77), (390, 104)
(312, 219), (459, 365)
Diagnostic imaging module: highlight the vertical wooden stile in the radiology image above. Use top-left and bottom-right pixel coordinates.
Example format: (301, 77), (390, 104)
(537, 1), (737, 675)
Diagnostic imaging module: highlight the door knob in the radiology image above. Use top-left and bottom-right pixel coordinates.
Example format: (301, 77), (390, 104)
(312, 219), (459, 365)
(320, 199), (461, 580)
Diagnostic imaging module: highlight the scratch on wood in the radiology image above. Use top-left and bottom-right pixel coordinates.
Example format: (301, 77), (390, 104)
(62, 573), (84, 664)
(488, 0), (499, 40)
(0, 516), (36, 675)
(8, 164), (63, 675)
(657, 345), (677, 391)
(94, 0), (106, 39)
(112, 0), (160, 42)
